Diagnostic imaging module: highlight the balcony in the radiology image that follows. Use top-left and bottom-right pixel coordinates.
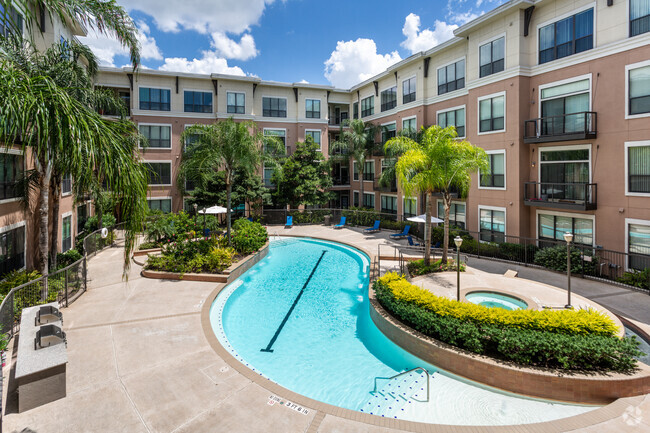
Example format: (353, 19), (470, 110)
(332, 175), (350, 187)
(523, 182), (597, 211)
(374, 177), (397, 192)
(523, 112), (597, 144)
(328, 114), (349, 127)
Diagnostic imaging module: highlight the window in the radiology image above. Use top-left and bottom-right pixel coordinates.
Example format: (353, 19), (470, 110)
(139, 88), (170, 111)
(262, 97), (287, 117)
(437, 107), (465, 137)
(629, 65), (650, 116)
(0, 224), (25, 275)
(627, 142), (650, 194)
(148, 198), (172, 213)
(404, 198), (417, 218)
(361, 96), (374, 117)
(438, 59), (465, 95)
(227, 92), (245, 114)
(539, 9), (593, 64)
(480, 151), (505, 188)
(263, 164), (274, 187)
(479, 37), (504, 78)
(185, 179), (196, 192)
(630, 0), (650, 37)
(402, 77), (416, 104)
(0, 153), (23, 201)
(184, 91), (212, 113)
(305, 130), (321, 148)
(438, 202), (466, 229)
(381, 195), (397, 214)
(539, 213), (593, 246)
(264, 129), (286, 151)
(628, 221), (650, 270)
(306, 99), (320, 118)
(381, 158), (394, 174)
(62, 215), (72, 252)
(77, 203), (88, 233)
(145, 162), (171, 185)
(62, 173), (72, 194)
(479, 208), (505, 243)
(353, 191), (359, 207)
(380, 87), (397, 112)
(363, 161), (374, 181)
(479, 94), (505, 133)
(402, 118), (417, 135)
(381, 123), (396, 144)
(353, 162), (359, 181)
(539, 147), (590, 201)
(540, 78), (590, 134)
(353, 102), (359, 119)
(0, 4), (23, 38)
(140, 125), (171, 148)
(363, 192), (375, 209)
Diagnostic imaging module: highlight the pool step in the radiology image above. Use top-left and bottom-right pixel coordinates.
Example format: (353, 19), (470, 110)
(362, 369), (429, 419)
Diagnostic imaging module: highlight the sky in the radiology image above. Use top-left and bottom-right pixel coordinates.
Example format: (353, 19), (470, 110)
(80, 0), (506, 89)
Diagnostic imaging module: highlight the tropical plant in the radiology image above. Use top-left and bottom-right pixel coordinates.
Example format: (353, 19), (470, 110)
(385, 126), (488, 264)
(231, 219), (268, 254)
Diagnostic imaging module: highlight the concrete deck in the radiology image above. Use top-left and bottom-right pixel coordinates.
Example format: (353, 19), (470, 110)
(4, 225), (650, 432)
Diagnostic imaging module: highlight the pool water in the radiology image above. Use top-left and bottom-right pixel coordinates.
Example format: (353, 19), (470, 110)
(466, 291), (528, 311)
(210, 238), (596, 425)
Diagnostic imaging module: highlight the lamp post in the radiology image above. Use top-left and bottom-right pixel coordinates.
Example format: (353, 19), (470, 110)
(193, 203), (198, 225)
(454, 236), (463, 301)
(563, 232), (573, 309)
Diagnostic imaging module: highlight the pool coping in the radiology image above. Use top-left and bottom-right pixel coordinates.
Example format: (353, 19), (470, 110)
(199, 234), (645, 433)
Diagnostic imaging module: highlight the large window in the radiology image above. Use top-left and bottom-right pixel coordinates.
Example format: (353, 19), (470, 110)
(402, 77), (416, 103)
(402, 118), (417, 135)
(628, 142), (650, 194)
(353, 102), (359, 119)
(361, 96), (374, 117)
(479, 208), (505, 243)
(381, 123), (396, 144)
(631, 0), (650, 37)
(540, 78), (590, 134)
(437, 107), (465, 137)
(227, 92), (245, 114)
(263, 164), (274, 187)
(438, 59), (465, 95)
(479, 37), (504, 78)
(0, 153), (23, 201)
(262, 97), (287, 117)
(353, 191), (359, 207)
(363, 161), (375, 181)
(264, 129), (286, 152)
(353, 162), (359, 181)
(539, 9), (593, 64)
(404, 198), (417, 218)
(148, 198), (171, 213)
(62, 215), (72, 252)
(540, 147), (590, 201)
(629, 65), (650, 116)
(77, 203), (88, 233)
(479, 94), (505, 133)
(0, 5), (23, 38)
(140, 125), (171, 148)
(539, 213), (593, 246)
(139, 87), (170, 111)
(184, 91), (212, 113)
(145, 162), (171, 185)
(306, 99), (320, 118)
(480, 151), (505, 188)
(363, 192), (375, 209)
(380, 87), (397, 112)
(305, 130), (321, 149)
(0, 224), (25, 276)
(62, 173), (72, 195)
(381, 195), (397, 215)
(628, 221), (650, 270)
(438, 202), (466, 229)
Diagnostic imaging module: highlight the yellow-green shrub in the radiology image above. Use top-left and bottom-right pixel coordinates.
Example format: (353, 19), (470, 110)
(378, 272), (618, 337)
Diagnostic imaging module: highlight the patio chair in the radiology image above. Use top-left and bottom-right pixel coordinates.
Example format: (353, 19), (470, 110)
(333, 216), (347, 229)
(407, 235), (420, 246)
(247, 217), (253, 222)
(390, 225), (411, 239)
(363, 220), (380, 233)
(285, 215), (293, 228)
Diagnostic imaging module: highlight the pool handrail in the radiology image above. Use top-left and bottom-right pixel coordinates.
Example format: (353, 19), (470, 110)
(372, 366), (430, 403)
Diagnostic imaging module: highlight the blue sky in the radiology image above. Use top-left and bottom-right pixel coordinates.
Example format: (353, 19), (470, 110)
(81, 0), (505, 88)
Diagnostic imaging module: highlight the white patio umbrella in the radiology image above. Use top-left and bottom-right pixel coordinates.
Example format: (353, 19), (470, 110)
(407, 214), (444, 224)
(199, 205), (231, 215)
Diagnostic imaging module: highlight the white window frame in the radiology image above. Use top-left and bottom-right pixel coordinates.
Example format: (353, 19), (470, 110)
(147, 196), (173, 213)
(436, 104), (466, 139)
(362, 160), (375, 182)
(436, 199), (466, 224)
(226, 91), (246, 114)
(138, 123), (173, 150)
(0, 148), (25, 205)
(479, 149), (506, 190)
(401, 115), (417, 132)
(538, 144), (592, 184)
(305, 98), (322, 119)
(263, 128), (288, 153)
(477, 91), (506, 135)
(535, 209), (596, 247)
(538, 73), (593, 119)
(477, 204), (507, 242)
(625, 59), (650, 120)
(304, 129), (322, 150)
(625, 218), (650, 271)
(143, 160), (173, 186)
(380, 194), (398, 213)
(478, 33), (506, 78)
(436, 56), (466, 94)
(625, 140), (650, 196)
(61, 211), (73, 253)
(261, 95), (288, 118)
(0, 220), (27, 271)
(61, 173), (72, 197)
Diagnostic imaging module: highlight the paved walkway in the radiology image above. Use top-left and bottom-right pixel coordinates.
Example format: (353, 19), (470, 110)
(3, 225), (650, 432)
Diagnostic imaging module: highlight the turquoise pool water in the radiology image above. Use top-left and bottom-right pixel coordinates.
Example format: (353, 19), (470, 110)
(210, 238), (596, 425)
(466, 291), (528, 311)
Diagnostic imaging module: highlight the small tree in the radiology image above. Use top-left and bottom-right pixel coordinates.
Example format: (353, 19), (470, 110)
(272, 137), (333, 207)
(185, 171), (271, 215)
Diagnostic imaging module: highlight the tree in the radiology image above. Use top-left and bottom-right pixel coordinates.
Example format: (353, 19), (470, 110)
(331, 119), (379, 205)
(272, 137), (333, 207)
(179, 118), (282, 243)
(385, 126), (488, 265)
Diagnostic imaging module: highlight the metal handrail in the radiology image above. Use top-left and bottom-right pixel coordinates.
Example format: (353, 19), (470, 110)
(524, 111), (597, 140)
(372, 366), (430, 403)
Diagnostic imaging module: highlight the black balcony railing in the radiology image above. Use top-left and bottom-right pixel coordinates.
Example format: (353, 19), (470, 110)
(374, 177), (397, 192)
(524, 112), (597, 143)
(332, 175), (350, 186)
(524, 182), (597, 210)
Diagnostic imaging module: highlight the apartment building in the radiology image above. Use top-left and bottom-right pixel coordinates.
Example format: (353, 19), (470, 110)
(92, 0), (649, 268)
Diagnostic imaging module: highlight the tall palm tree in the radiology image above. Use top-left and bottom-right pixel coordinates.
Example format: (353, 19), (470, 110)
(385, 125), (488, 265)
(179, 118), (283, 243)
(331, 119), (379, 207)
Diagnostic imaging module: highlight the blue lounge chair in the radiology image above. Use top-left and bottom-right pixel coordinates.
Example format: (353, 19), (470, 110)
(407, 235), (420, 246)
(390, 225), (411, 239)
(285, 215), (293, 228)
(333, 216), (346, 229)
(363, 220), (380, 233)
(247, 216), (253, 222)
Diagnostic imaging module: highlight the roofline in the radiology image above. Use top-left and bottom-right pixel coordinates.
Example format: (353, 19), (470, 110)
(453, 0), (534, 37)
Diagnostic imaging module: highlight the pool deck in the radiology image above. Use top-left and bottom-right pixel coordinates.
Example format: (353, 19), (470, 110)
(4, 224), (650, 432)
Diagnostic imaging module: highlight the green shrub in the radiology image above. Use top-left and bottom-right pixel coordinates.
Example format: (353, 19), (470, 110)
(138, 241), (160, 250)
(145, 236), (236, 274)
(407, 258), (465, 276)
(56, 249), (83, 269)
(84, 214), (117, 232)
(144, 211), (220, 244)
(232, 219), (268, 254)
(618, 268), (650, 291)
(534, 245), (598, 275)
(288, 210), (329, 224)
(0, 270), (42, 297)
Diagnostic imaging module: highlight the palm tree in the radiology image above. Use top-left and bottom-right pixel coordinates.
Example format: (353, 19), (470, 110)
(385, 125), (488, 265)
(331, 119), (379, 206)
(179, 119), (283, 243)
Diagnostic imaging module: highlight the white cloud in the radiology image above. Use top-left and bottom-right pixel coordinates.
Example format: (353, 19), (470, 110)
(80, 20), (162, 66)
(324, 38), (401, 89)
(136, 21), (163, 61)
(211, 32), (258, 60)
(401, 13), (457, 54)
(159, 50), (246, 75)
(448, 11), (480, 25)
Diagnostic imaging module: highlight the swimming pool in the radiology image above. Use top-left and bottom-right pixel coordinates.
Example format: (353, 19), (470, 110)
(466, 291), (528, 310)
(210, 237), (596, 425)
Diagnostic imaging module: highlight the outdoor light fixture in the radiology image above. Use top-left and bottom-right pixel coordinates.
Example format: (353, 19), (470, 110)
(563, 232), (573, 309)
(454, 236), (463, 301)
